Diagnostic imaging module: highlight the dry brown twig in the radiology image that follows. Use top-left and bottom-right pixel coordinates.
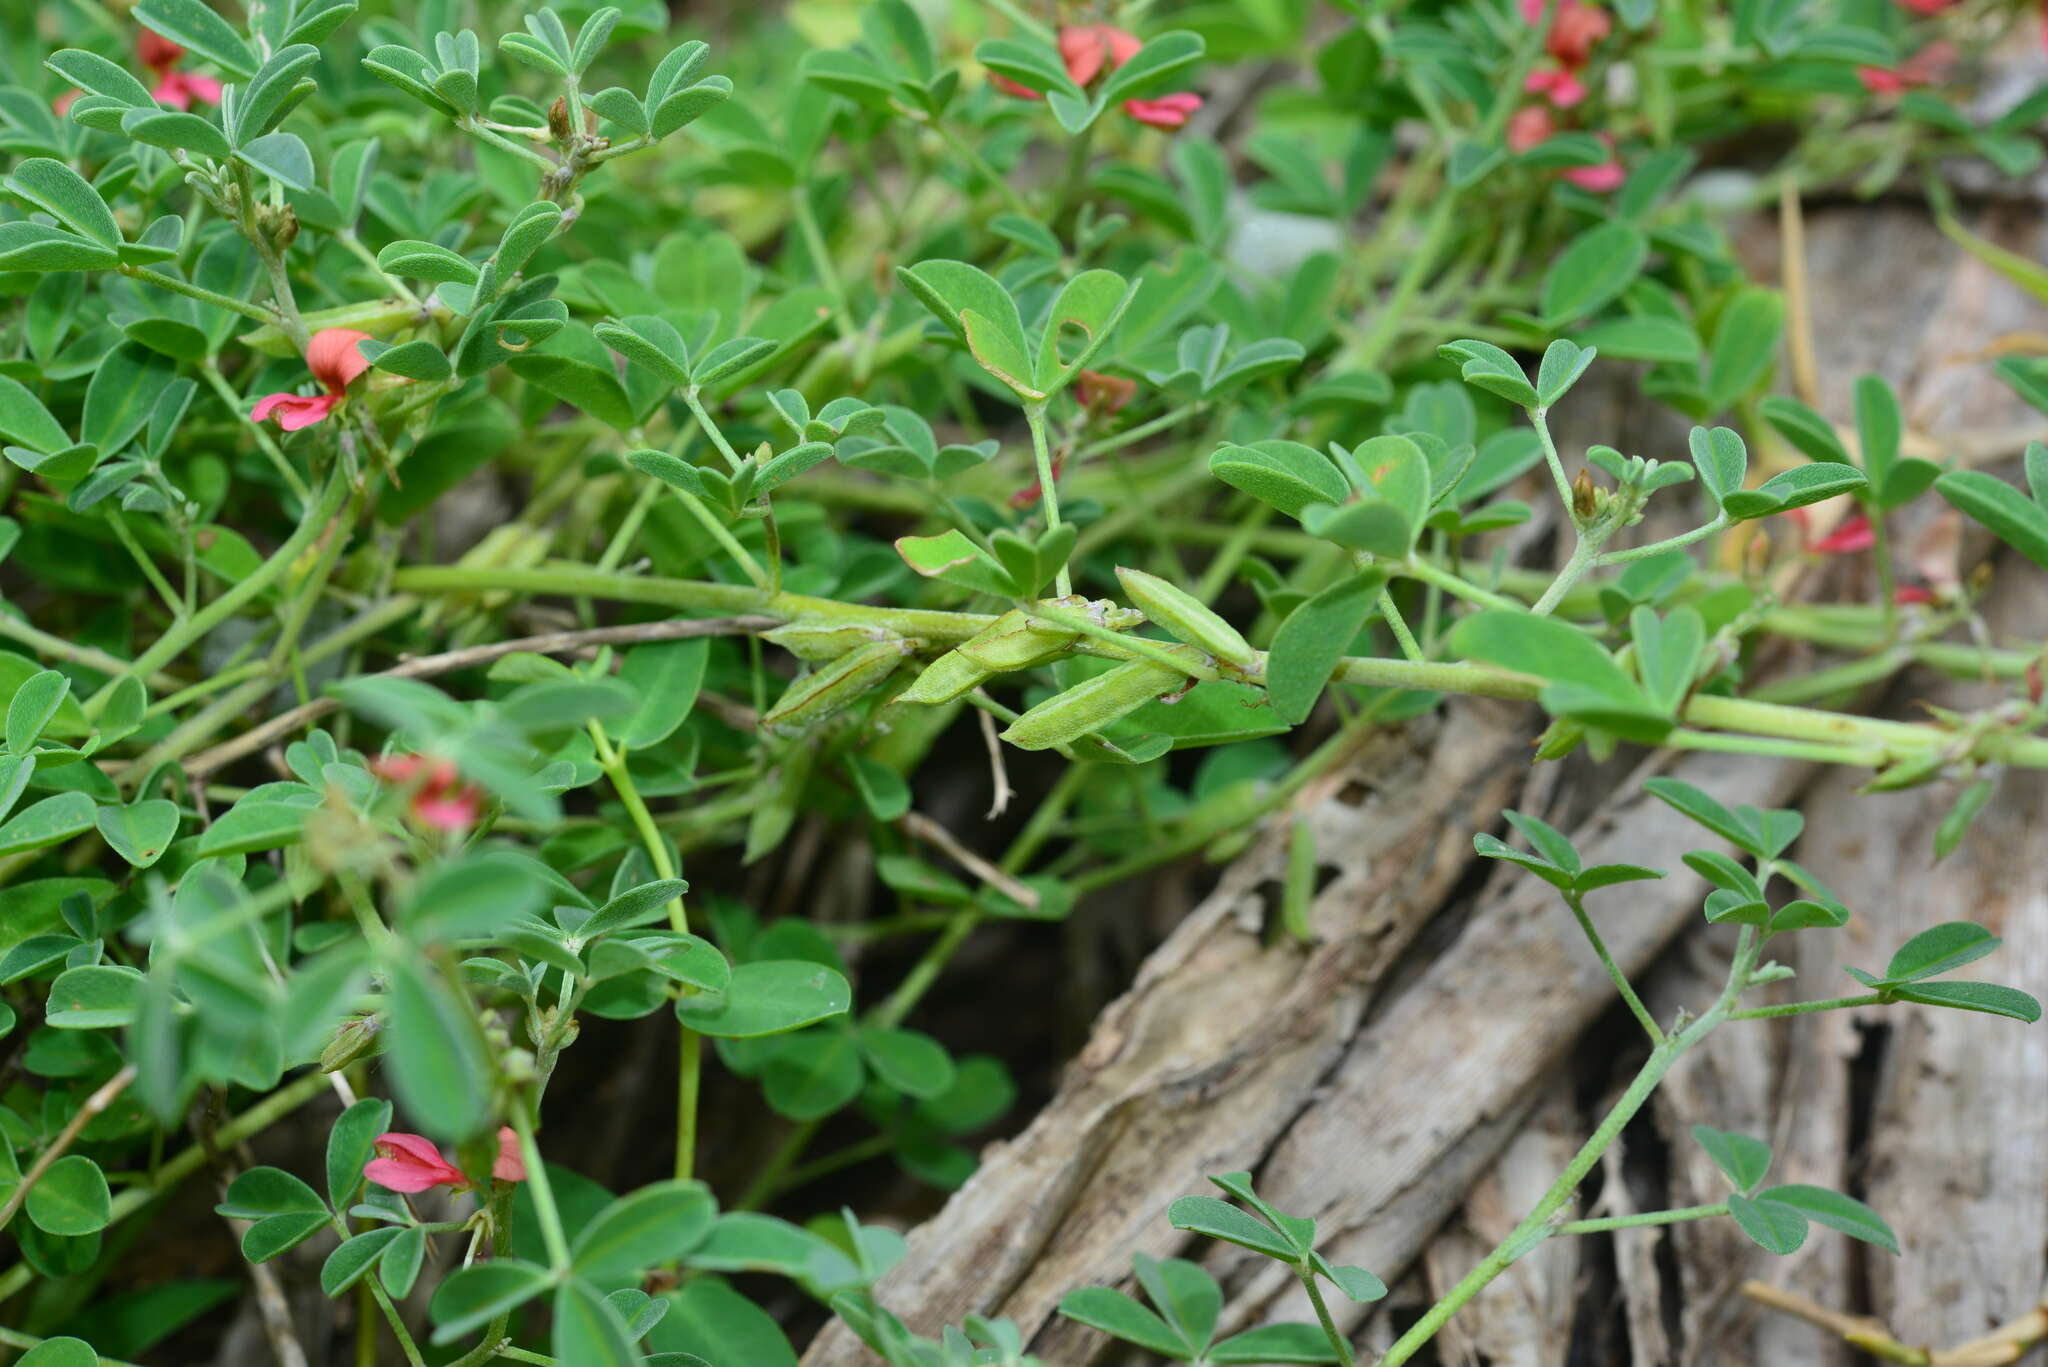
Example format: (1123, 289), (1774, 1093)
(180, 614), (779, 779)
(1743, 1281), (2048, 1366)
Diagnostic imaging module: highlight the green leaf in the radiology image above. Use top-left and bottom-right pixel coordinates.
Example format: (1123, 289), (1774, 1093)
(1726, 1191), (1806, 1255)
(1211, 440), (1351, 519)
(1536, 339), (1597, 407)
(236, 132), (315, 191)
(763, 1031), (865, 1119)
(377, 240), (479, 285)
(1692, 1124), (1771, 1194)
(1315, 1258), (1388, 1303)
(509, 354), (639, 430)
(4, 160), (120, 247)
(1133, 1252), (1221, 1348)
(1760, 396), (1849, 465)
(0, 792), (98, 858)
(615, 638), (707, 750)
(1438, 339), (1538, 408)
(1450, 611), (1668, 742)
(1630, 606), (1704, 717)
(1884, 922), (2000, 983)
(122, 109), (233, 160)
(1891, 981), (2042, 1023)
(677, 960), (851, 1038)
(0, 377), (71, 454)
(1935, 778), (1995, 863)
(1501, 810), (1581, 875)
(27, 1156), (111, 1236)
(1935, 470), (2048, 570)
(1756, 1185), (1898, 1255)
(895, 529), (1016, 597)
(1721, 463), (1868, 521)
(135, 0), (259, 77)
(217, 1166), (327, 1219)
(6, 670), (68, 753)
(327, 1096), (393, 1210)
(385, 956), (493, 1140)
(1540, 223), (1648, 327)
(14, 1339), (99, 1367)
(322, 1227), (406, 1296)
(360, 339), (452, 382)
(1057, 1287), (1188, 1357)
(1576, 316), (1699, 364)
(899, 260), (1027, 354)
(428, 1259), (553, 1344)
(650, 1281), (799, 1367)
(45, 964), (143, 1028)
(1704, 288), (1784, 412)
(1210, 1323), (1346, 1364)
(1165, 1195), (1297, 1261)
(0, 223), (120, 273)
(1265, 571), (1383, 725)
(554, 1280), (642, 1367)
(1472, 831), (1573, 890)
(859, 1027), (955, 1099)
(1643, 777), (1760, 854)
(1034, 270), (1139, 394)
(572, 1181), (716, 1280)
(974, 36), (1084, 101)
(95, 799), (179, 868)
(45, 50), (155, 107)
(1099, 31), (1206, 105)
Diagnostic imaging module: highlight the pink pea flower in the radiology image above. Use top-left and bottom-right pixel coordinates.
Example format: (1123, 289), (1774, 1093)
(1562, 134), (1626, 191)
(1124, 93), (1203, 129)
(139, 31), (222, 110)
(1811, 512), (1877, 554)
(369, 753), (485, 833)
(986, 23), (1203, 130)
(365, 1128), (526, 1193)
(1896, 0), (1959, 13)
(1508, 104), (1556, 152)
(1893, 585), (1937, 605)
(1858, 40), (1956, 94)
(1525, 66), (1589, 108)
(252, 328), (374, 432)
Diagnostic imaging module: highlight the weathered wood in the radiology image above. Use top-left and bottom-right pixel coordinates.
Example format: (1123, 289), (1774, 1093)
(800, 705), (1535, 1364)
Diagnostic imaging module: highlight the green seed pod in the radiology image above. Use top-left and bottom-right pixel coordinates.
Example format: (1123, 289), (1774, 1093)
(1114, 566), (1257, 667)
(761, 639), (916, 734)
(898, 648), (994, 706)
(1001, 659), (1190, 751)
(955, 609), (1079, 672)
(764, 619), (903, 663)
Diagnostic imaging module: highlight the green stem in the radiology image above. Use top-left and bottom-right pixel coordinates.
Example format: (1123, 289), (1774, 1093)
(1869, 507), (1899, 641)
(201, 361), (312, 503)
(1529, 407), (1577, 516)
(931, 119), (1030, 215)
(106, 511), (185, 621)
(1596, 514), (1729, 567)
(1397, 555), (1528, 612)
(682, 392), (746, 472)
(509, 1102), (570, 1272)
(1024, 404), (1070, 597)
(118, 263), (279, 324)
(1380, 929), (1757, 1366)
(1564, 893), (1664, 1046)
(1555, 1203), (1728, 1236)
(1074, 403), (1204, 461)
(381, 567), (2048, 766)
(1299, 1266), (1356, 1367)
(88, 470), (350, 714)
(1729, 992), (1883, 1021)
(1379, 588), (1425, 664)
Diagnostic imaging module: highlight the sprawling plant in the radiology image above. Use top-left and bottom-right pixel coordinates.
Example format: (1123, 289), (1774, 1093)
(0, 0), (2044, 1363)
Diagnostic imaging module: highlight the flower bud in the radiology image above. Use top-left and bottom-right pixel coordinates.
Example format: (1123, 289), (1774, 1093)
(320, 1015), (381, 1073)
(275, 206), (299, 252)
(548, 96), (571, 140)
(1571, 467), (1598, 521)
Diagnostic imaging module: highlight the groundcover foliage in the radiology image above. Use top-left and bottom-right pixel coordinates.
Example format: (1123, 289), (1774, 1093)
(0, 0), (2044, 1362)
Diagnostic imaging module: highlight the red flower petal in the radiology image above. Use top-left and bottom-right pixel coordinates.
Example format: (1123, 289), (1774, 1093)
(1811, 514), (1876, 554)
(365, 1132), (466, 1192)
(1508, 105), (1555, 153)
(493, 1127), (528, 1182)
(307, 327), (375, 394)
(137, 30), (186, 73)
(1124, 92), (1202, 129)
(251, 393), (341, 431)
